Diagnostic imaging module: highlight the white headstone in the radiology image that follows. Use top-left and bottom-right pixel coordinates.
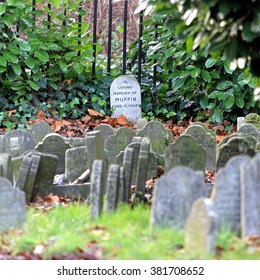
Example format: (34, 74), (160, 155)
(110, 75), (141, 123)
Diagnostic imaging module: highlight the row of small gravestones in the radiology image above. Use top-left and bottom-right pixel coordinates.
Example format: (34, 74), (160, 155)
(0, 118), (260, 256)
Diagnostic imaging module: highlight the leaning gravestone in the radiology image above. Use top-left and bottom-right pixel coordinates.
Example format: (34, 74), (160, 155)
(164, 134), (206, 173)
(211, 155), (251, 232)
(238, 124), (259, 142)
(122, 147), (134, 202)
(151, 166), (207, 229)
(184, 124), (216, 170)
(29, 121), (52, 145)
(93, 124), (115, 142)
(0, 177), (26, 232)
(105, 127), (135, 166)
(216, 137), (255, 170)
(241, 154), (260, 238)
(110, 75), (141, 123)
(35, 133), (72, 174)
(0, 129), (36, 155)
(0, 153), (13, 183)
(137, 120), (172, 156)
(185, 198), (218, 256)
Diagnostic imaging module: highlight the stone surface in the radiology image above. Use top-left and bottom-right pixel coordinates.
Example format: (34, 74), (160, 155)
(15, 156), (32, 191)
(118, 166), (126, 203)
(212, 155), (251, 232)
(245, 113), (260, 128)
(217, 132), (257, 150)
(90, 160), (104, 219)
(105, 127), (135, 166)
(241, 154), (260, 237)
(216, 137), (255, 170)
(238, 124), (259, 142)
(105, 164), (120, 212)
(184, 124), (216, 170)
(93, 124), (115, 142)
(185, 198), (218, 256)
(0, 177), (26, 232)
(137, 120), (172, 155)
(136, 118), (148, 130)
(10, 137), (23, 158)
(122, 147), (134, 202)
(29, 121), (52, 145)
(110, 75), (141, 123)
(0, 129), (36, 155)
(237, 117), (245, 130)
(151, 166), (207, 229)
(65, 146), (88, 183)
(0, 153), (13, 183)
(35, 133), (72, 174)
(164, 134), (206, 173)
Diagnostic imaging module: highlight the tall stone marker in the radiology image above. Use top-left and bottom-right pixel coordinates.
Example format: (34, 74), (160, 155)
(110, 75), (141, 123)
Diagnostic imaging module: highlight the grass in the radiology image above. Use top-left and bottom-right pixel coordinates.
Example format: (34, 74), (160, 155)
(1, 202), (259, 260)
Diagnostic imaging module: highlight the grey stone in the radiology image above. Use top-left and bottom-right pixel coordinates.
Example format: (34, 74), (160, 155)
(10, 137), (23, 158)
(93, 124), (115, 141)
(66, 138), (88, 148)
(164, 134), (206, 173)
(237, 117), (245, 130)
(185, 198), (218, 256)
(184, 124), (216, 170)
(151, 166), (207, 229)
(122, 147), (134, 202)
(15, 156), (32, 191)
(0, 177), (26, 232)
(30, 121), (52, 144)
(105, 127), (135, 166)
(241, 154), (260, 237)
(137, 121), (172, 155)
(110, 75), (141, 123)
(0, 153), (13, 183)
(35, 133), (72, 174)
(105, 164), (120, 213)
(90, 160), (104, 219)
(0, 129), (36, 155)
(212, 155), (251, 232)
(136, 118), (148, 130)
(238, 124), (259, 142)
(245, 113), (260, 129)
(217, 132), (257, 150)
(65, 146), (88, 183)
(216, 137), (255, 170)
(118, 166), (126, 203)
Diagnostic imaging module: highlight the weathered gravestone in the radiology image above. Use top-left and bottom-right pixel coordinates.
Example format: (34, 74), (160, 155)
(0, 177), (26, 232)
(0, 129), (36, 156)
(35, 133), (72, 174)
(150, 166), (207, 229)
(64, 137), (88, 148)
(0, 153), (13, 183)
(105, 127), (135, 166)
(216, 137), (255, 170)
(184, 124), (216, 170)
(105, 164), (120, 213)
(118, 166), (126, 203)
(93, 124), (115, 142)
(245, 113), (260, 129)
(237, 117), (245, 130)
(10, 137), (23, 158)
(212, 155), (251, 232)
(90, 160), (104, 219)
(122, 147), (134, 202)
(164, 134), (206, 173)
(110, 75), (141, 123)
(65, 146), (88, 184)
(218, 132), (257, 150)
(238, 124), (260, 142)
(185, 198), (218, 256)
(241, 154), (260, 238)
(136, 118), (148, 130)
(137, 121), (172, 156)
(29, 121), (52, 145)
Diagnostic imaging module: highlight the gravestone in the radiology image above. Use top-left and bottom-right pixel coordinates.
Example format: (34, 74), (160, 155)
(29, 121), (52, 145)
(164, 134), (206, 173)
(185, 198), (218, 256)
(64, 137), (88, 148)
(0, 177), (26, 232)
(245, 113), (260, 129)
(110, 75), (141, 123)
(218, 132), (257, 150)
(237, 117), (245, 130)
(137, 121), (172, 155)
(65, 146), (88, 183)
(136, 118), (148, 130)
(184, 124), (216, 170)
(90, 160), (104, 219)
(10, 137), (23, 158)
(35, 133), (72, 174)
(212, 155), (251, 232)
(238, 124), (259, 142)
(105, 127), (135, 166)
(0, 129), (36, 155)
(0, 153), (13, 183)
(122, 147), (134, 202)
(118, 166), (126, 203)
(15, 156), (32, 191)
(216, 137), (255, 170)
(93, 124), (115, 142)
(241, 154), (260, 237)
(105, 164), (120, 213)
(151, 166), (207, 229)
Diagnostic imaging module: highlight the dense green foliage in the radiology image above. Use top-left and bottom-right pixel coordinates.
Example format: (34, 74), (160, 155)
(144, 0), (260, 77)
(129, 16), (259, 123)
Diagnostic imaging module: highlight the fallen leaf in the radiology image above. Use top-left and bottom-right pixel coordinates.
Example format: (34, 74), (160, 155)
(115, 114), (130, 126)
(8, 109), (17, 117)
(88, 109), (103, 117)
(82, 115), (92, 124)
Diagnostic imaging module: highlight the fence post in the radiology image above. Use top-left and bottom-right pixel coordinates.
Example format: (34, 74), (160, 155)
(107, 0), (113, 75)
(122, 0), (128, 75)
(138, 11), (144, 84)
(92, 0), (98, 79)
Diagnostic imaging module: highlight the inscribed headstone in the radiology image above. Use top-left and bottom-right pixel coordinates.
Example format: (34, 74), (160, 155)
(238, 124), (259, 142)
(93, 124), (115, 142)
(110, 75), (141, 123)
(30, 121), (52, 144)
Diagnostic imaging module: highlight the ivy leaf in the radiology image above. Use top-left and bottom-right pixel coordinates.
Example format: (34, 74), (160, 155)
(191, 68), (201, 78)
(35, 50), (49, 62)
(28, 80), (39, 91)
(216, 80), (234, 90)
(201, 70), (212, 82)
(59, 61), (68, 72)
(224, 95), (235, 109)
(3, 51), (18, 63)
(11, 63), (22, 76)
(172, 77), (186, 91)
(205, 58), (217, 68)
(235, 98), (245, 108)
(25, 57), (36, 69)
